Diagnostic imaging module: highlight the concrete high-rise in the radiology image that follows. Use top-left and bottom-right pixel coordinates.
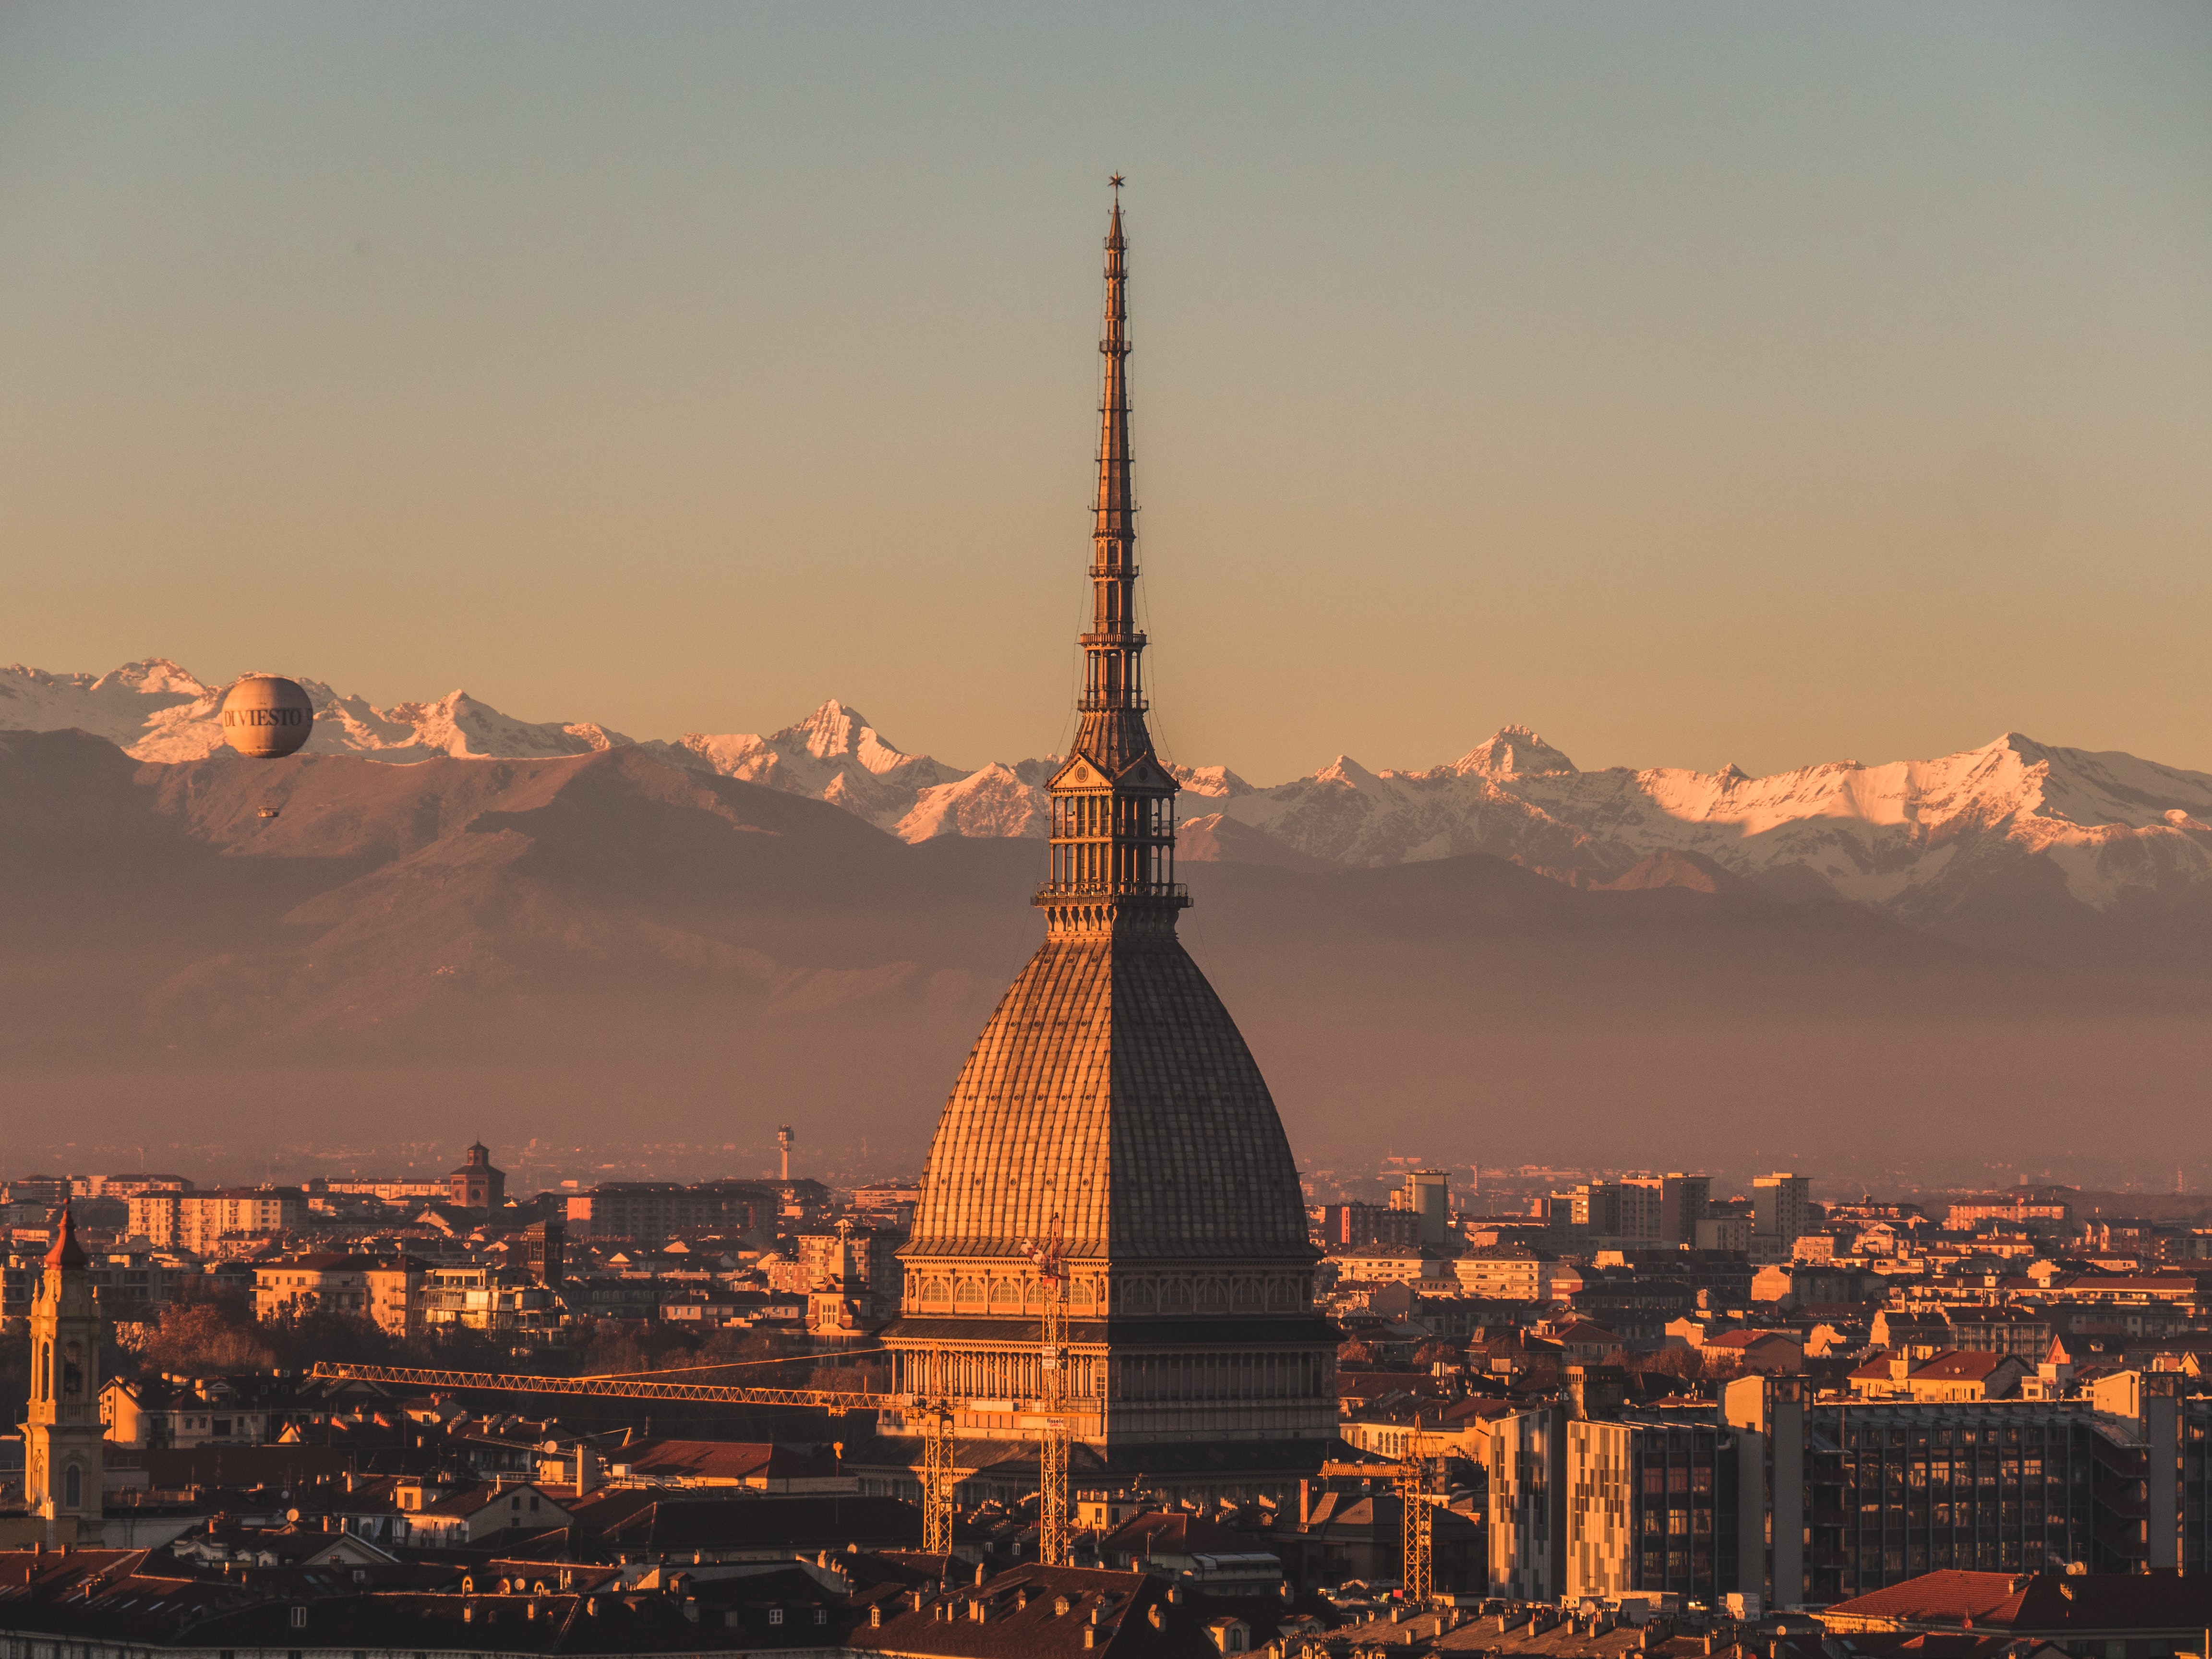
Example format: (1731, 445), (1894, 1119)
(1659, 1173), (1711, 1244)
(1753, 1172), (1811, 1250)
(880, 186), (1335, 1496)
(1397, 1169), (1450, 1248)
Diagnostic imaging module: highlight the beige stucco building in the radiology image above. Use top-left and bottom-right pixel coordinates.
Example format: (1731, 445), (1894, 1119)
(128, 1187), (305, 1255)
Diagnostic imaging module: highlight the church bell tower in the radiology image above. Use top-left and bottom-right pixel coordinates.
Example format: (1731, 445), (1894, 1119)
(27, 1205), (105, 1544)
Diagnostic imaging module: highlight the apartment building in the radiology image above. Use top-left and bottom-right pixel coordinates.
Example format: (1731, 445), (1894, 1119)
(367, 1258), (429, 1338)
(791, 1226), (904, 1301)
(1454, 1246), (1575, 1303)
(563, 1180), (770, 1238)
(1752, 1173), (1812, 1253)
(1312, 1202), (1422, 1250)
(99, 1373), (294, 1449)
(1329, 1245), (1450, 1285)
(1386, 1170), (1452, 1248)
(420, 1265), (554, 1332)
(313, 1177), (447, 1202)
(1543, 1175), (1710, 1254)
(130, 1187), (305, 1253)
(252, 1254), (375, 1321)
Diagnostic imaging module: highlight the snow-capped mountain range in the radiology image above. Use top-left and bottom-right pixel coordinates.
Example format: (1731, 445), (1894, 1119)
(0, 660), (633, 767)
(12, 657), (2212, 923)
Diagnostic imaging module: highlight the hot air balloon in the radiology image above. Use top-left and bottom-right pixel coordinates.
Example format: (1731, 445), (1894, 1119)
(218, 674), (314, 759)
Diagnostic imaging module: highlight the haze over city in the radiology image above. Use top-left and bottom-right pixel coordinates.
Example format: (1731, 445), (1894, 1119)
(6, 3), (2211, 1189)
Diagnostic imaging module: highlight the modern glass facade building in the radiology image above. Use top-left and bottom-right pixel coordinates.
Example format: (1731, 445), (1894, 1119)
(1565, 1412), (1739, 1605)
(1797, 1403), (2095, 1600)
(1486, 1370), (2198, 1608)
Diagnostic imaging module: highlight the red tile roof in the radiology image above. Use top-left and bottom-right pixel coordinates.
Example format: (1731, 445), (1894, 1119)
(863, 1563), (1217, 1656)
(1827, 1568), (2212, 1632)
(1911, 1351), (2015, 1382)
(611, 1439), (833, 1482)
(1850, 1348), (2016, 1384)
(1099, 1512), (1251, 1561)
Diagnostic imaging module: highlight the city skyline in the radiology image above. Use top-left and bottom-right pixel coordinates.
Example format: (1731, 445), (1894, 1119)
(8, 7), (2212, 1627)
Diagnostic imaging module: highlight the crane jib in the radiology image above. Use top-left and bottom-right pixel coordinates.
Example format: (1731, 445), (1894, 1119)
(307, 1361), (897, 1410)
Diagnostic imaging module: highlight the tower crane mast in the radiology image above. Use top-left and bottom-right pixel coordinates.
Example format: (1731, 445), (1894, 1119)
(913, 1347), (957, 1556)
(1395, 1431), (1438, 1603)
(1024, 1215), (1072, 1566)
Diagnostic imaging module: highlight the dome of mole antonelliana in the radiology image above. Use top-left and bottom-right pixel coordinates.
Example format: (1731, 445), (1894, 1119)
(909, 932), (1310, 1262)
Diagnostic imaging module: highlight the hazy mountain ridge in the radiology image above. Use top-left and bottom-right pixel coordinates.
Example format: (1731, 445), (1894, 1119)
(11, 660), (2212, 930)
(8, 725), (2205, 1170)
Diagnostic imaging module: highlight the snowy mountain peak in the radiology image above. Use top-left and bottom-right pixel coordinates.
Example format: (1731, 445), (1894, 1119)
(93, 658), (211, 699)
(1, 659), (223, 753)
(782, 699), (871, 760)
(1170, 763), (1253, 799)
(1313, 755), (1384, 792)
(768, 698), (924, 779)
(1455, 725), (1578, 779)
(896, 761), (1049, 842)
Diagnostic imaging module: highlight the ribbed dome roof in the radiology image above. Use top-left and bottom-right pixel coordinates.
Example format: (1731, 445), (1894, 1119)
(910, 933), (1310, 1262)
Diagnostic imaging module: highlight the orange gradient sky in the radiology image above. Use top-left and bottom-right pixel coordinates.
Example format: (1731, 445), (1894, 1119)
(4, 3), (2209, 784)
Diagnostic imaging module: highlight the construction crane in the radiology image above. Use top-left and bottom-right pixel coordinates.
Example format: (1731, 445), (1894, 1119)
(309, 1360), (964, 1554)
(1023, 1215), (1072, 1566)
(310, 1362), (883, 1409)
(1395, 1431), (1438, 1603)
(913, 1347), (957, 1555)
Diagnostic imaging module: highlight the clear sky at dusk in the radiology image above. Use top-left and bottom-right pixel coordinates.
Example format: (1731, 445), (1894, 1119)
(4, 3), (2208, 784)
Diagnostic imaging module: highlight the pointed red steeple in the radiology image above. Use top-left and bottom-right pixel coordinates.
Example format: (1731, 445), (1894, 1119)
(45, 1202), (86, 1269)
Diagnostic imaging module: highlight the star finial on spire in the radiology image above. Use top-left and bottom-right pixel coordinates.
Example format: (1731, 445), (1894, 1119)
(1109, 173), (1125, 195)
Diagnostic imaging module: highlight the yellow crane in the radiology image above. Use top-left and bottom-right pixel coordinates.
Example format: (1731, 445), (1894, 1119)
(308, 1358), (965, 1554)
(912, 1347), (957, 1555)
(1023, 1216), (1072, 1566)
(1395, 1431), (1438, 1603)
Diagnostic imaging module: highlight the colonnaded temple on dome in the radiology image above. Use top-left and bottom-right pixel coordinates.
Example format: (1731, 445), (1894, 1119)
(853, 188), (1338, 1504)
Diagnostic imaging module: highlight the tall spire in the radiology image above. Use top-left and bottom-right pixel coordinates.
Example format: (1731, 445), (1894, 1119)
(1094, 178), (1133, 631)
(1078, 177), (1144, 774)
(891, 184), (1329, 1490)
(1037, 180), (1187, 938)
